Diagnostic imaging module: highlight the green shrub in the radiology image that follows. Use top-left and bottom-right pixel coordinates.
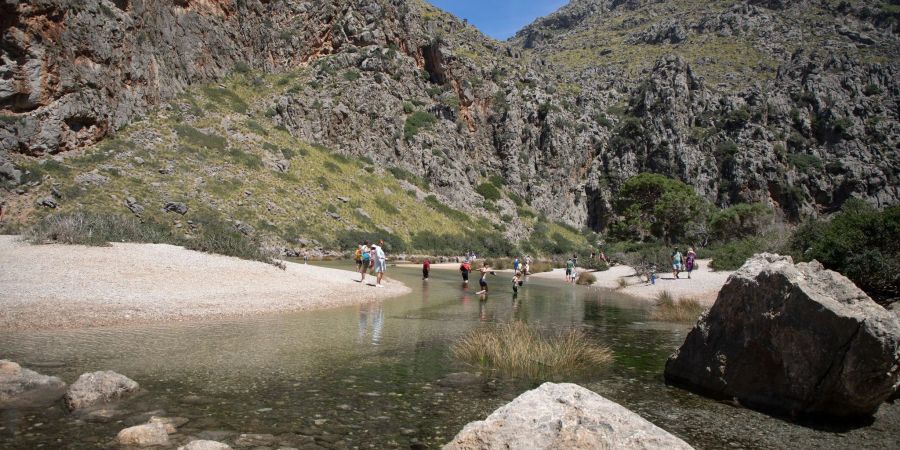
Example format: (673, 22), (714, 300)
(175, 125), (227, 151)
(404, 111), (437, 140)
(388, 166), (429, 190)
(613, 173), (707, 243)
(227, 148), (263, 169)
(709, 203), (774, 241)
(863, 83), (883, 96)
(26, 212), (171, 246)
(475, 182), (502, 201)
(323, 161), (342, 173)
(789, 200), (899, 304)
(402, 101), (414, 114)
(343, 70), (361, 81)
(200, 86), (248, 114)
(374, 196), (400, 215)
(787, 153), (823, 174)
(245, 119), (267, 136)
(706, 237), (771, 271)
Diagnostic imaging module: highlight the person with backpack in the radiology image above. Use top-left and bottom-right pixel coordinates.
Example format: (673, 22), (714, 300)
(359, 241), (371, 283)
(565, 258), (574, 282)
(460, 259), (471, 285)
(422, 258), (431, 281)
(672, 247), (683, 279)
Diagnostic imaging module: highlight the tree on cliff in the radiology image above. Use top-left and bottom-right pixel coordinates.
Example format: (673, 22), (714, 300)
(612, 173), (706, 244)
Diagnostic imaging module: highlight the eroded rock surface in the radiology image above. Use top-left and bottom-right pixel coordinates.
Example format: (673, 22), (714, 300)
(665, 254), (900, 417)
(444, 382), (693, 449)
(64, 370), (139, 410)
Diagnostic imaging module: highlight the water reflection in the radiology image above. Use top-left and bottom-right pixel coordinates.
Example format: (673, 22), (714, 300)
(357, 302), (385, 346)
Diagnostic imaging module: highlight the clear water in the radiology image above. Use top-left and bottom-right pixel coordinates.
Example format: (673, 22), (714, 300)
(1, 264), (897, 449)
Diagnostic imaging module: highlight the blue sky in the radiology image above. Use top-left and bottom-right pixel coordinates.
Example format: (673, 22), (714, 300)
(427, 0), (570, 40)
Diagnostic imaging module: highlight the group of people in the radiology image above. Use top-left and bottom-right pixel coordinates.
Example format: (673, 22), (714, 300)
(353, 240), (388, 288)
(671, 247), (697, 279)
(455, 256), (529, 296)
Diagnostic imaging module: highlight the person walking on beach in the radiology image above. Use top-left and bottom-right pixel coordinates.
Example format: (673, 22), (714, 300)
(422, 258), (431, 281)
(359, 241), (372, 283)
(565, 258), (574, 282)
(513, 257), (520, 273)
(475, 263), (494, 295)
(525, 255), (532, 275)
(460, 259), (472, 285)
(373, 240), (387, 288)
(685, 247), (697, 279)
(672, 247), (683, 279)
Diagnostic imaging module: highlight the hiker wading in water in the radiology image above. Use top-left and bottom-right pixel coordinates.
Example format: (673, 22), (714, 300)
(373, 240), (387, 288)
(475, 263), (495, 295)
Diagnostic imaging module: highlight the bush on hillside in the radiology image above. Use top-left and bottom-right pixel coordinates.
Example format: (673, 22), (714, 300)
(403, 111), (436, 141)
(709, 203), (774, 241)
(475, 182), (502, 201)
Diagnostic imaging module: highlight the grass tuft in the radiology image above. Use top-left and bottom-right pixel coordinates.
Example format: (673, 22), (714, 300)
(575, 271), (596, 285)
(650, 291), (708, 322)
(451, 321), (613, 380)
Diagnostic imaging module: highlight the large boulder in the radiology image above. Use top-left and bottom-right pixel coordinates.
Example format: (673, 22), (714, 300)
(0, 360), (67, 409)
(64, 370), (139, 410)
(665, 254), (900, 418)
(443, 382), (693, 449)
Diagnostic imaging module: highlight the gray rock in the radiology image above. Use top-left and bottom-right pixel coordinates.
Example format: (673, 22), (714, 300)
(234, 221), (254, 236)
(178, 440), (233, 450)
(149, 415), (189, 434)
(38, 196), (58, 208)
(326, 211), (341, 220)
(665, 254), (900, 418)
(164, 202), (188, 215)
(64, 370), (140, 411)
(126, 197), (144, 215)
(117, 423), (169, 447)
(436, 372), (481, 388)
(0, 360), (67, 409)
(74, 171), (108, 185)
(0, 162), (22, 185)
(336, 196), (350, 203)
(443, 382), (693, 449)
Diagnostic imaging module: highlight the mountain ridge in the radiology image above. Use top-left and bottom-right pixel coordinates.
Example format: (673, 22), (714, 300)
(1, 0), (898, 251)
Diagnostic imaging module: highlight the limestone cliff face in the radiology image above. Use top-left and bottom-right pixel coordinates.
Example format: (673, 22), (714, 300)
(2, 0), (898, 232)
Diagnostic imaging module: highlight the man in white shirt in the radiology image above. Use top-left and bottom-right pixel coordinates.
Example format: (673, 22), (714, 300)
(373, 240), (387, 288)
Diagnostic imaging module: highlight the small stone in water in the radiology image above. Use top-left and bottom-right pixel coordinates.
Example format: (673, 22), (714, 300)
(257, 408), (272, 412)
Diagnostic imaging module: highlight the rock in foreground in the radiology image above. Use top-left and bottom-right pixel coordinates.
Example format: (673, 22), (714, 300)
(0, 360), (67, 409)
(443, 382), (692, 449)
(65, 370), (139, 410)
(117, 423), (169, 447)
(665, 254), (900, 418)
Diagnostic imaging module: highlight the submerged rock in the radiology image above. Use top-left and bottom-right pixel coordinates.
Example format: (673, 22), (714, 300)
(117, 422), (169, 447)
(178, 440), (233, 450)
(436, 372), (481, 388)
(0, 360), (67, 409)
(443, 382), (693, 449)
(149, 415), (189, 434)
(665, 254), (900, 418)
(65, 370), (139, 410)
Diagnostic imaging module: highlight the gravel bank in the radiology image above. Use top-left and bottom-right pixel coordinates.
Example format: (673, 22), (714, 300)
(0, 236), (409, 332)
(529, 260), (732, 304)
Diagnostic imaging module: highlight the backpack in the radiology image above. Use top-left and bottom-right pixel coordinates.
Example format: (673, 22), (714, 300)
(362, 251), (371, 262)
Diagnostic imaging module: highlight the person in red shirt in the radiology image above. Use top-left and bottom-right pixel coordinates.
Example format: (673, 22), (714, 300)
(423, 258), (431, 280)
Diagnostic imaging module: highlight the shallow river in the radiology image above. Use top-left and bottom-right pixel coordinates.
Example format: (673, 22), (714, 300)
(1, 264), (897, 449)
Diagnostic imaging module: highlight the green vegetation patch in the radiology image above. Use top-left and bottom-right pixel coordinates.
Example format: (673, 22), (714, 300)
(175, 125), (227, 151)
(200, 86), (248, 114)
(404, 111), (437, 141)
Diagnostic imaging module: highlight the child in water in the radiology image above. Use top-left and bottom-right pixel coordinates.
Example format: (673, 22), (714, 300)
(512, 271), (522, 294)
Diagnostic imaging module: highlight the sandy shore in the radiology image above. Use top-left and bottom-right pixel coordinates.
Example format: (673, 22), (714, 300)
(525, 259), (731, 304)
(0, 236), (410, 332)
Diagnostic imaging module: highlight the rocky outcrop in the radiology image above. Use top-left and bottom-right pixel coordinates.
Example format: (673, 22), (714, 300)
(64, 370), (139, 410)
(443, 382), (693, 449)
(0, 359), (67, 409)
(665, 254), (900, 418)
(117, 422), (169, 447)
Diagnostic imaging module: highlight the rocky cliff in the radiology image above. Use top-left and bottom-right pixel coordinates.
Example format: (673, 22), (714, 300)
(1, 0), (898, 237)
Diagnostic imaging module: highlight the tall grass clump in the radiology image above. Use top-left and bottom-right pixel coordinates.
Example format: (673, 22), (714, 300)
(25, 211), (170, 246)
(650, 291), (708, 322)
(575, 271), (596, 285)
(451, 321), (612, 380)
